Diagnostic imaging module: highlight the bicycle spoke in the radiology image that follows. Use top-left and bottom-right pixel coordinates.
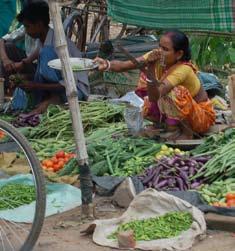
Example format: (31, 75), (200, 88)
(0, 225), (14, 251)
(1, 219), (26, 246)
(0, 229), (6, 251)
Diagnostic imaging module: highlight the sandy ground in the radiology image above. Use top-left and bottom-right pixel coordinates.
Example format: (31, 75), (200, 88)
(34, 196), (235, 251)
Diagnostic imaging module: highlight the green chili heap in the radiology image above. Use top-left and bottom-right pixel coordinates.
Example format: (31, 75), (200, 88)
(108, 211), (193, 241)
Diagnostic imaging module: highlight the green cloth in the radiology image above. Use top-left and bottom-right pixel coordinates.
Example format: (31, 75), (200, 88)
(107, 0), (235, 33)
(0, 0), (17, 37)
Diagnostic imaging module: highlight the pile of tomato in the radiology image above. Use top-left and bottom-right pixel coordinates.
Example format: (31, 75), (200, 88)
(41, 150), (76, 172)
(212, 193), (235, 207)
(0, 130), (5, 139)
(225, 193), (235, 207)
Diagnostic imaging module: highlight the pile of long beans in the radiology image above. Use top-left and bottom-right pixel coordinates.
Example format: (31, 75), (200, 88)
(30, 138), (75, 160)
(29, 123), (127, 160)
(29, 101), (124, 140)
(191, 128), (235, 156)
(192, 139), (235, 183)
(0, 183), (36, 210)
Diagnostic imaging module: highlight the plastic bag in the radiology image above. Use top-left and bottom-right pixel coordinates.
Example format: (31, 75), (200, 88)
(112, 92), (144, 134)
(124, 104), (143, 134)
(84, 188), (206, 251)
(11, 87), (28, 110)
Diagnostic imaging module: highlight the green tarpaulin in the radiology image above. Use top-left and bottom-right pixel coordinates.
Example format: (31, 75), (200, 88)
(107, 0), (235, 33)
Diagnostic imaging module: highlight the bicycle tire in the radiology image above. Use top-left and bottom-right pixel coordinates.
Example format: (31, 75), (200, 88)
(0, 119), (46, 251)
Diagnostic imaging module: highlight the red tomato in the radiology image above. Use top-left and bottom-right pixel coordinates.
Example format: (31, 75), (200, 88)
(53, 164), (60, 171)
(44, 160), (53, 168)
(56, 151), (65, 158)
(227, 199), (235, 207)
(226, 193), (235, 202)
(64, 156), (70, 163)
(51, 156), (59, 164)
(58, 160), (65, 169)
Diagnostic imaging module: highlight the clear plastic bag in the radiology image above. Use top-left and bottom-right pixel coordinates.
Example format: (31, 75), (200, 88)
(112, 92), (144, 134)
(124, 104), (143, 134)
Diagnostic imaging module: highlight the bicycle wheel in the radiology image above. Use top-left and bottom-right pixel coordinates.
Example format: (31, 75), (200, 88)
(0, 120), (46, 251)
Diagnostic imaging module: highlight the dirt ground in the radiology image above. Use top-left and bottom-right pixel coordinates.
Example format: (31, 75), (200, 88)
(34, 196), (235, 251)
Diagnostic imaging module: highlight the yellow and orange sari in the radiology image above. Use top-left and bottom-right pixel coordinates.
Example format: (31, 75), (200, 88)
(135, 62), (215, 133)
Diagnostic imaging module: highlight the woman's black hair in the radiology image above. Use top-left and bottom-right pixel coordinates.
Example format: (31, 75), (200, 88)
(163, 29), (191, 61)
(17, 1), (49, 26)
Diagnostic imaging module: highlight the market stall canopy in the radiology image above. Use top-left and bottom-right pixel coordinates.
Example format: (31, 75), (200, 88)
(107, 0), (235, 33)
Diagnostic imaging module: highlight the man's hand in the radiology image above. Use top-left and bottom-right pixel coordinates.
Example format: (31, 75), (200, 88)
(3, 58), (15, 73)
(18, 83), (35, 91)
(14, 61), (24, 72)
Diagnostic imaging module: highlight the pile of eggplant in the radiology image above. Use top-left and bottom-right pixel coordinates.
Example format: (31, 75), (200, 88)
(13, 113), (41, 127)
(138, 155), (210, 191)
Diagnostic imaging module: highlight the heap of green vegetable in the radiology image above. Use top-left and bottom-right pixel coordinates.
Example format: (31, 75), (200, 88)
(192, 138), (235, 183)
(191, 128), (235, 156)
(0, 183), (36, 210)
(29, 102), (124, 140)
(199, 178), (235, 206)
(30, 138), (75, 160)
(87, 132), (161, 176)
(108, 211), (193, 241)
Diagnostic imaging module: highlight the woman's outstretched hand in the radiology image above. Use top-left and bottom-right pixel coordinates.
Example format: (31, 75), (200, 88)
(93, 57), (109, 71)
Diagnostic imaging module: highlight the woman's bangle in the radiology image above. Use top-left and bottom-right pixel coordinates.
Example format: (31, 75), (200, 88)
(104, 60), (111, 71)
(146, 77), (156, 85)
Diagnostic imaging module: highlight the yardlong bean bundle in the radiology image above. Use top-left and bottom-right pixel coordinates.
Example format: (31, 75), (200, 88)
(29, 101), (124, 140)
(0, 183), (36, 210)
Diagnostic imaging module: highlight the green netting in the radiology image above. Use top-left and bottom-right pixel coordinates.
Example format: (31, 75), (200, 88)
(107, 0), (235, 33)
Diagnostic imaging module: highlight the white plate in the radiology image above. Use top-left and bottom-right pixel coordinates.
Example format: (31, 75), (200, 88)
(48, 57), (98, 72)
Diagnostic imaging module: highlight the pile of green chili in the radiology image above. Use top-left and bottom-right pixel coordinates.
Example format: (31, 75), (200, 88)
(108, 211), (193, 241)
(0, 183), (36, 210)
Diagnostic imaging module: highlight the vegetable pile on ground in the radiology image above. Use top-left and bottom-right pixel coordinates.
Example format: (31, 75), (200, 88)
(0, 183), (36, 210)
(87, 130), (161, 176)
(41, 150), (76, 173)
(108, 211), (193, 241)
(155, 144), (185, 160)
(191, 128), (235, 156)
(0, 130), (5, 140)
(30, 138), (75, 160)
(199, 178), (235, 207)
(138, 155), (210, 190)
(192, 139), (235, 183)
(13, 113), (40, 127)
(28, 101), (124, 140)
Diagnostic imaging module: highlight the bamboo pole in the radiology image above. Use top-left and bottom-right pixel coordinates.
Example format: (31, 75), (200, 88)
(48, 0), (93, 216)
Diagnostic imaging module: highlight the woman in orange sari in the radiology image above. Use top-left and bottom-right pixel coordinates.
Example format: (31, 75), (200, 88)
(94, 30), (215, 139)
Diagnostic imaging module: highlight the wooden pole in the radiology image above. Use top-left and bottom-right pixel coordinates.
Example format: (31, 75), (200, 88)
(48, 0), (93, 216)
(228, 75), (235, 123)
